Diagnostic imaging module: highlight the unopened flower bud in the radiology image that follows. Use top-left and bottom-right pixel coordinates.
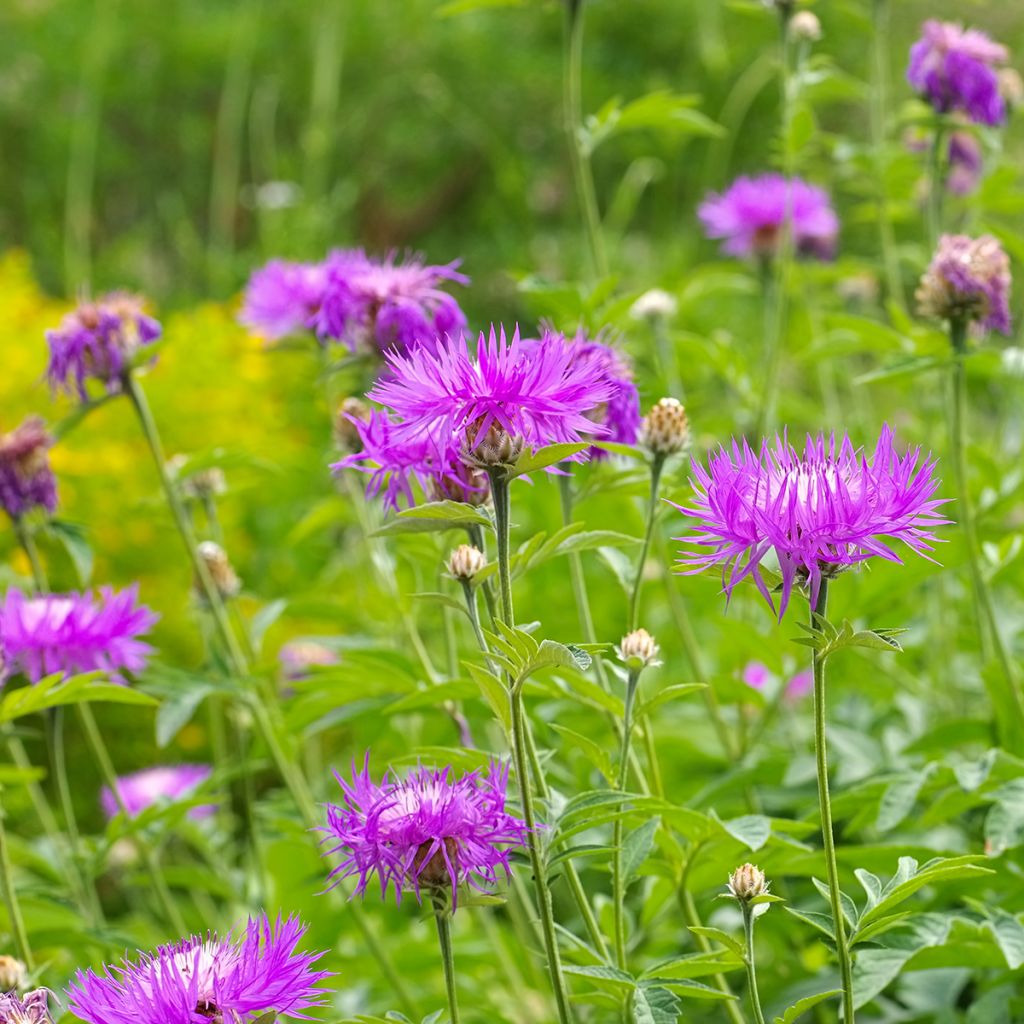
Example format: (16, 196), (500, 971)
(640, 398), (689, 456)
(448, 544), (487, 581)
(630, 289), (678, 322)
(334, 397), (372, 453)
(0, 954), (27, 991)
(788, 10), (821, 41)
(196, 541), (241, 598)
(728, 862), (769, 902)
(464, 422), (524, 469)
(617, 628), (660, 669)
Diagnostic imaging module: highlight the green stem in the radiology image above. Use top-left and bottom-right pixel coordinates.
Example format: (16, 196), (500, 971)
(12, 519), (48, 595)
(612, 669), (639, 968)
(742, 905), (767, 1024)
(810, 580), (855, 1023)
(948, 319), (1024, 742)
(927, 122), (946, 249)
(434, 897), (461, 1024)
(627, 455), (665, 631)
(563, 0), (608, 278)
(0, 796), (33, 969)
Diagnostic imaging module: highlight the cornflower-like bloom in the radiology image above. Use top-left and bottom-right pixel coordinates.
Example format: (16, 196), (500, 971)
(369, 326), (614, 464)
(0, 418), (58, 520)
(916, 233), (1012, 335)
(0, 989), (52, 1024)
(323, 758), (530, 907)
(238, 259), (328, 341)
(674, 426), (949, 618)
(314, 249), (468, 354)
(908, 20), (1008, 126)
(46, 294), (161, 399)
(66, 913), (329, 1024)
(100, 764), (213, 820)
(0, 585), (158, 683)
(698, 174), (838, 260)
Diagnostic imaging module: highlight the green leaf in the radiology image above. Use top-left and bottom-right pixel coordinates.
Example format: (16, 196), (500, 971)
(45, 519), (93, 586)
(375, 501), (492, 536)
(721, 814), (771, 852)
(621, 817), (660, 885)
(511, 443), (588, 477)
(783, 906), (834, 940)
(156, 683), (215, 747)
(811, 877), (858, 927)
(249, 599), (287, 653)
(876, 767), (934, 831)
(0, 673), (159, 722)
(466, 663), (509, 732)
(639, 952), (743, 981)
(985, 778), (1024, 854)
(772, 989), (843, 1024)
(631, 983), (682, 1024)
(564, 964), (634, 990)
(687, 926), (744, 958)
(549, 724), (615, 781)
(634, 683), (706, 720)
(978, 905), (1024, 969)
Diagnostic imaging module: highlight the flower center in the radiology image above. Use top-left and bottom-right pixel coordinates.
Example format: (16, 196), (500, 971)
(413, 837), (460, 887)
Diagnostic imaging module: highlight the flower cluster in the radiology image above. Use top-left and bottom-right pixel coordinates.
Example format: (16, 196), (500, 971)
(674, 426), (949, 617)
(100, 764), (214, 820)
(908, 20), (1009, 126)
(66, 914), (329, 1024)
(0, 417), (58, 521)
(46, 295), (162, 399)
(698, 174), (838, 261)
(0, 585), (158, 684)
(322, 758), (530, 907)
(916, 234), (1012, 334)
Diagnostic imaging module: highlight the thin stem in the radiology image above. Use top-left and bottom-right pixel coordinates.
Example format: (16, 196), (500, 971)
(627, 455), (665, 631)
(0, 798), (33, 969)
(741, 906), (767, 1024)
(612, 669), (640, 968)
(810, 580), (855, 1023)
(948, 319), (1024, 742)
(434, 897), (461, 1024)
(12, 519), (48, 595)
(563, 0), (608, 278)
(926, 121), (947, 249)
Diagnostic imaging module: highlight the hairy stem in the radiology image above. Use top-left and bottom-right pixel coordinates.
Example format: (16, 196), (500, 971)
(612, 669), (640, 968)
(627, 455), (665, 631)
(434, 896), (461, 1024)
(741, 905), (767, 1024)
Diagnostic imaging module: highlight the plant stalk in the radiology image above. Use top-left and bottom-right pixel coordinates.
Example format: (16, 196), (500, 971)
(627, 455), (665, 631)
(612, 668), (640, 968)
(741, 904), (767, 1024)
(433, 895), (461, 1024)
(0, 797), (33, 969)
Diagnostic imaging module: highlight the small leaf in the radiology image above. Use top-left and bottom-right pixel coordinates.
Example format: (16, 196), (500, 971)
(687, 926), (745, 958)
(721, 814), (771, 852)
(772, 989), (842, 1024)
(511, 443), (588, 477)
(632, 983), (682, 1024)
(621, 817), (660, 885)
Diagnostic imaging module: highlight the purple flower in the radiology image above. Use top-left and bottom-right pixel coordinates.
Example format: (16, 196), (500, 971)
(314, 250), (468, 354)
(916, 233), (1012, 335)
(239, 260), (328, 341)
(0, 417), (58, 520)
(100, 764), (214, 820)
(369, 326), (615, 463)
(0, 990), (52, 1024)
(908, 20), (1008, 126)
(785, 669), (813, 700)
(947, 131), (984, 195)
(278, 640), (340, 682)
(0, 586), (158, 683)
(698, 174), (839, 261)
(323, 758), (530, 908)
(46, 295), (162, 399)
(741, 661), (770, 690)
(673, 426), (949, 618)
(66, 913), (329, 1024)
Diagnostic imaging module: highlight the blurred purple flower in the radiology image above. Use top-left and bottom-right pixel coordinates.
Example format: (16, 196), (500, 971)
(278, 640), (340, 682)
(785, 669), (813, 700)
(698, 174), (839, 261)
(741, 661), (770, 690)
(0, 990), (52, 1024)
(0, 586), (158, 683)
(323, 757), (530, 908)
(239, 259), (328, 341)
(0, 417), (58, 520)
(908, 20), (1008, 126)
(314, 250), (468, 354)
(946, 131), (984, 195)
(66, 913), (329, 1024)
(673, 425), (949, 618)
(46, 295), (162, 399)
(100, 764), (214, 820)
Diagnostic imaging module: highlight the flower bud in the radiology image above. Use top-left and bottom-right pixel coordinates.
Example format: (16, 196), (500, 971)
(728, 862), (769, 902)
(617, 628), (660, 669)
(448, 544), (487, 581)
(640, 398), (689, 456)
(334, 397), (372, 453)
(0, 954), (27, 991)
(196, 541), (241, 598)
(630, 289), (678, 322)
(169, 455), (227, 501)
(463, 422), (524, 469)
(788, 10), (821, 41)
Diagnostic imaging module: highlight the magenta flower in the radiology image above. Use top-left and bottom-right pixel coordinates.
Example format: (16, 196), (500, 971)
(66, 913), (329, 1024)
(369, 326), (615, 461)
(673, 426), (949, 618)
(314, 249), (468, 354)
(0, 990), (52, 1024)
(0, 586), (158, 683)
(946, 131), (984, 195)
(46, 295), (162, 399)
(741, 661), (812, 700)
(908, 20), (1008, 126)
(698, 174), (839, 261)
(323, 758), (530, 908)
(785, 669), (813, 700)
(239, 259), (328, 341)
(100, 764), (214, 820)
(741, 661), (770, 690)
(0, 417), (58, 520)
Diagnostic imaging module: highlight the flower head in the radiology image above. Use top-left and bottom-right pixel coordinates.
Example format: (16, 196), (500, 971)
(0, 586), (158, 683)
(101, 764), (213, 820)
(447, 544), (487, 581)
(0, 990), (52, 1024)
(314, 250), (468, 354)
(369, 326), (614, 464)
(46, 294), (161, 399)
(0, 418), (58, 521)
(66, 913), (328, 1024)
(698, 174), (838, 260)
(727, 863), (769, 902)
(641, 398), (689, 457)
(239, 259), (327, 341)
(916, 234), (1012, 334)
(908, 20), (1008, 126)
(323, 757), (530, 907)
(617, 628), (661, 669)
(673, 426), (949, 618)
